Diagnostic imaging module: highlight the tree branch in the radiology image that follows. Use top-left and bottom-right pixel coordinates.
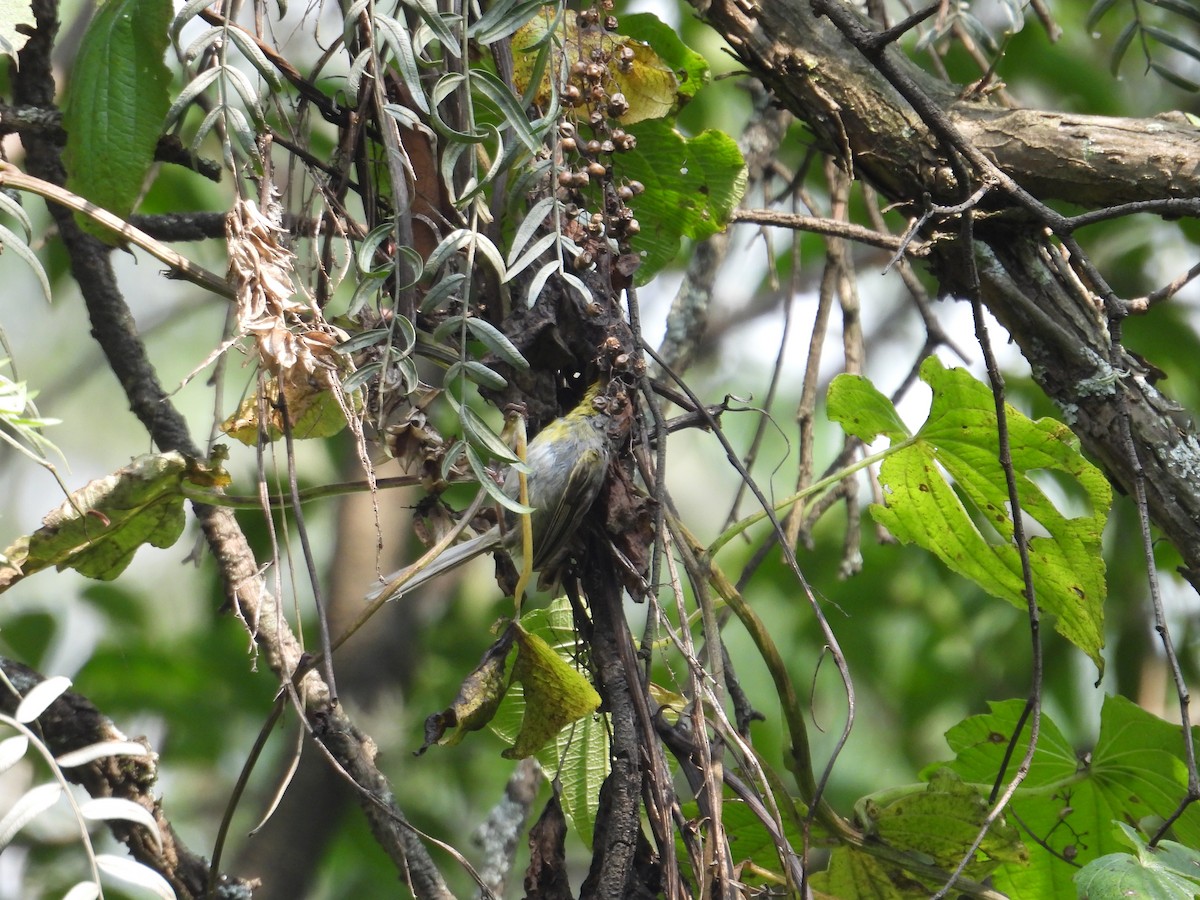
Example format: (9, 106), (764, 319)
(694, 0), (1200, 577)
(0, 658), (255, 898)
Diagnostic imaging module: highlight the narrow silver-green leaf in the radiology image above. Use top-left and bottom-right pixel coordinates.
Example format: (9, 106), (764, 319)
(420, 272), (468, 312)
(470, 0), (544, 43)
(0, 191), (32, 241)
(461, 404), (523, 464)
(15, 675), (71, 723)
(0, 223), (52, 305)
(466, 444), (533, 514)
(400, 0), (461, 56)
(375, 13), (429, 113)
(1144, 26), (1200, 65)
(1149, 59), (1200, 91)
(472, 68), (541, 152)
(506, 194), (558, 265)
(1146, 0), (1200, 26)
(504, 231), (558, 283)
(170, 0), (217, 41)
(446, 359), (509, 391)
(1111, 20), (1139, 75)
(165, 66), (221, 129)
(525, 260), (558, 308)
(225, 24), (284, 90)
(465, 318), (529, 370)
(1086, 0), (1120, 31)
(0, 783), (62, 850)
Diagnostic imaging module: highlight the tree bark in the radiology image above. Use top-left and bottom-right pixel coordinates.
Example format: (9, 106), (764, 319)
(694, 0), (1200, 578)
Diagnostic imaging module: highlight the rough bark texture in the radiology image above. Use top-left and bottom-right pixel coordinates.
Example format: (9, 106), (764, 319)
(695, 0), (1200, 578)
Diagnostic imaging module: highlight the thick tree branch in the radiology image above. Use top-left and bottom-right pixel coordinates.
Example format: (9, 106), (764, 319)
(695, 0), (1200, 577)
(13, 1), (450, 895)
(0, 659), (255, 899)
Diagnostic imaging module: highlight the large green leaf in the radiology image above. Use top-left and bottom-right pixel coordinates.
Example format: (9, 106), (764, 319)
(63, 0), (173, 242)
(827, 357), (1111, 672)
(619, 121), (746, 284)
(930, 697), (1200, 899)
(1075, 822), (1200, 899)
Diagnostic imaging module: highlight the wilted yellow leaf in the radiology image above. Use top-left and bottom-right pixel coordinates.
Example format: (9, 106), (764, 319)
(511, 7), (680, 125)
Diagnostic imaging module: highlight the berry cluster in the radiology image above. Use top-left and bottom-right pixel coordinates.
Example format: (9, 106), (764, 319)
(552, 3), (646, 253)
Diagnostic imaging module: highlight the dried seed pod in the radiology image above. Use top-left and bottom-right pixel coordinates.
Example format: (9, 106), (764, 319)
(617, 185), (634, 201)
(587, 161), (607, 178)
(558, 121), (576, 138)
(628, 180), (645, 195)
(585, 139), (602, 155)
(626, 219), (640, 235)
(600, 139), (615, 153)
(560, 137), (577, 153)
(557, 170), (576, 188)
(607, 93), (629, 118)
(604, 15), (618, 30)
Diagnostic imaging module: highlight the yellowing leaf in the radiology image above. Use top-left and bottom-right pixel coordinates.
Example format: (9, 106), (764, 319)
(0, 451), (229, 590)
(419, 630), (515, 752)
(511, 7), (681, 124)
(503, 622), (600, 759)
(221, 367), (355, 445)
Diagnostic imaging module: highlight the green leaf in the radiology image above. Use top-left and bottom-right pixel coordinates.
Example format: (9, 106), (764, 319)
(827, 373), (910, 442)
(1149, 60), (1200, 92)
(1146, 0), (1200, 27)
(445, 360), (508, 391)
(618, 13), (710, 101)
(1085, 0), (1121, 33)
(464, 317), (530, 370)
(63, 0), (173, 243)
(857, 769), (1027, 881)
(0, 452), (229, 589)
(472, 68), (543, 153)
(1075, 822), (1200, 899)
(619, 121), (747, 284)
(833, 358), (1111, 672)
(501, 623), (600, 759)
(812, 844), (919, 898)
(1143, 25), (1200, 66)
(460, 402), (523, 465)
(418, 628), (515, 751)
(1111, 20), (1139, 76)
(931, 697), (1200, 899)
(464, 443), (533, 514)
(491, 603), (608, 844)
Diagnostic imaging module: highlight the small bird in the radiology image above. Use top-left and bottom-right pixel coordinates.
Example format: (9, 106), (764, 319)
(368, 381), (618, 603)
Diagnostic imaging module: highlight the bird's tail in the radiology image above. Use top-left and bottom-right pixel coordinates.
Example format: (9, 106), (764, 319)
(365, 528), (502, 603)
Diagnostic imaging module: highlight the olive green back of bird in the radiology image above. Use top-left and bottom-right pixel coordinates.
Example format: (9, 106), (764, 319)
(502, 380), (613, 573)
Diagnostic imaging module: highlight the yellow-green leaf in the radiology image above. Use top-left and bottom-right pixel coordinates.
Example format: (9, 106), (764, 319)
(502, 622), (600, 760)
(511, 7), (684, 124)
(0, 451), (229, 589)
(828, 357), (1111, 673)
(419, 629), (515, 751)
